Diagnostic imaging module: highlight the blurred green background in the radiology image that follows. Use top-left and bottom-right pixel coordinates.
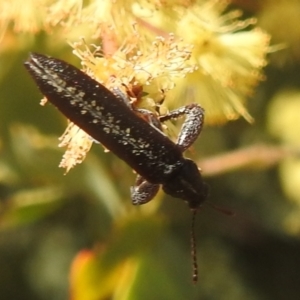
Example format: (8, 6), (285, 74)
(1, 1), (300, 300)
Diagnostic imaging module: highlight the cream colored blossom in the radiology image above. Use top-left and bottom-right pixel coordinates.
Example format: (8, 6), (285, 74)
(71, 35), (195, 93)
(58, 122), (93, 173)
(59, 35), (195, 171)
(2, 0), (270, 169)
(133, 0), (270, 122)
(0, 0), (82, 34)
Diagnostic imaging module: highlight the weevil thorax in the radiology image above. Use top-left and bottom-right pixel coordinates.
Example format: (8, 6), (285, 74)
(162, 158), (208, 209)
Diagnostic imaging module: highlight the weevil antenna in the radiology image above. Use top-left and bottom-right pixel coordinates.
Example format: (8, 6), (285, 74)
(190, 208), (198, 284)
(206, 201), (235, 216)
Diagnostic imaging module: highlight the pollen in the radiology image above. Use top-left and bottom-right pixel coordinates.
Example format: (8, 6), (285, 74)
(70, 35), (195, 108)
(58, 122), (93, 173)
(13, 0), (271, 172)
(171, 1), (270, 123)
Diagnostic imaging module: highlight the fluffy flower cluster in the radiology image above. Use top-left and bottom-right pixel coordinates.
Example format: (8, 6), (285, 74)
(1, 0), (270, 171)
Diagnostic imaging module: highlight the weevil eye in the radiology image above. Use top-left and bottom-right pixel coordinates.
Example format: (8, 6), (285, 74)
(162, 159), (208, 208)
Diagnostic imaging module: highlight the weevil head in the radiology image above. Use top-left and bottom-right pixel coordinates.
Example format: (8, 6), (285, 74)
(162, 159), (208, 209)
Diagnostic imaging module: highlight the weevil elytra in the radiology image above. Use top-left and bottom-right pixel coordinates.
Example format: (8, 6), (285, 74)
(24, 53), (208, 282)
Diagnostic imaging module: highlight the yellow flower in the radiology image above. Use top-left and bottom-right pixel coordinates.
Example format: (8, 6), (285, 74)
(133, 0), (270, 122)
(58, 122), (94, 173)
(0, 0), (82, 34)
(3, 0), (270, 170)
(59, 34), (195, 171)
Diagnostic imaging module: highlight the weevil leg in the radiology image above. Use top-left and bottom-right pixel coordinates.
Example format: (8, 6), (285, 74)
(129, 109), (163, 205)
(135, 108), (164, 132)
(131, 175), (160, 205)
(130, 104), (204, 204)
(159, 104), (205, 152)
(112, 87), (163, 204)
(129, 108), (162, 204)
(111, 87), (133, 109)
(112, 88), (163, 131)
(130, 109), (164, 205)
